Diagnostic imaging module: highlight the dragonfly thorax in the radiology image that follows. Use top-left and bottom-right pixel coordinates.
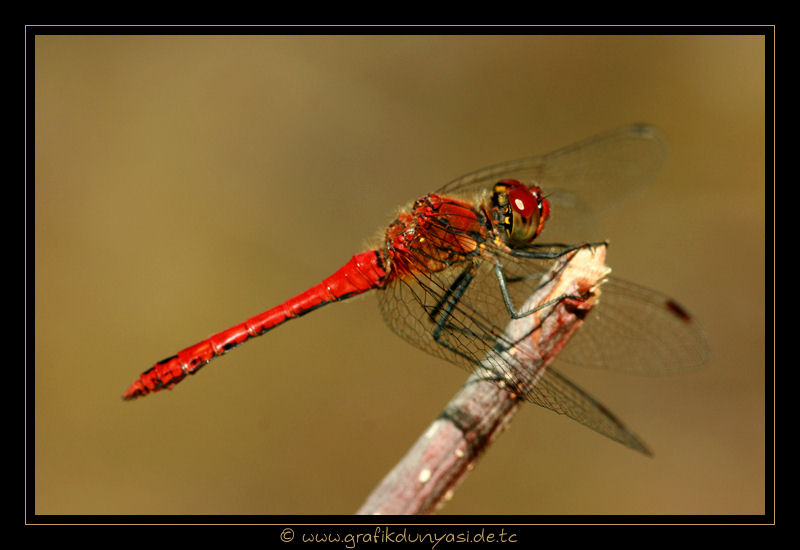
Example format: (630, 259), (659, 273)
(383, 194), (488, 277)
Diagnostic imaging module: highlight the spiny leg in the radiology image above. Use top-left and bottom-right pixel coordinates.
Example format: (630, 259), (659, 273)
(425, 265), (534, 393)
(508, 240), (607, 260)
(428, 266), (484, 366)
(495, 241), (606, 319)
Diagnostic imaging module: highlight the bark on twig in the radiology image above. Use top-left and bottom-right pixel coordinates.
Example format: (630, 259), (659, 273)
(356, 246), (609, 515)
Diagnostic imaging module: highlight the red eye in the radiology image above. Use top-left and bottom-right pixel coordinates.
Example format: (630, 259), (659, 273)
(534, 187), (549, 222)
(508, 186), (537, 217)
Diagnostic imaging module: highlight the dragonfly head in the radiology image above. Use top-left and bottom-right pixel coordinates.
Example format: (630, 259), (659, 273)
(491, 179), (550, 247)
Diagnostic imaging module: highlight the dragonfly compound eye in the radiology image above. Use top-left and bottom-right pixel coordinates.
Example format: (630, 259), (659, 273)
(492, 180), (548, 246)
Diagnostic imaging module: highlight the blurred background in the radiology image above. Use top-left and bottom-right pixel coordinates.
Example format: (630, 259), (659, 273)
(32, 34), (767, 516)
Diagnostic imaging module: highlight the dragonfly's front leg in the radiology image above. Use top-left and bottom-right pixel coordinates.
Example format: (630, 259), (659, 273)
(496, 241), (607, 320)
(508, 240), (608, 259)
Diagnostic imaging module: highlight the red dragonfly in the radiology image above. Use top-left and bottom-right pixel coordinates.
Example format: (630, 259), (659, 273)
(124, 124), (709, 454)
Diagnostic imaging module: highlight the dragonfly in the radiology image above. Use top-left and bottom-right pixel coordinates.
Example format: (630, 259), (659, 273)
(123, 124), (709, 455)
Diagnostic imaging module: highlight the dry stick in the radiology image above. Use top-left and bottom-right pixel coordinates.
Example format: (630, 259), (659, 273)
(356, 245), (610, 515)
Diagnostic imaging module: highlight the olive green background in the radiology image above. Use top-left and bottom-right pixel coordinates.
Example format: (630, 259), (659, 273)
(33, 34), (767, 516)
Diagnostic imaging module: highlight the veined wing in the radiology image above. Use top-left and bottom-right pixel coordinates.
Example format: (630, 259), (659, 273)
(436, 124), (668, 243)
(560, 277), (710, 374)
(473, 245), (709, 375)
(376, 246), (662, 454)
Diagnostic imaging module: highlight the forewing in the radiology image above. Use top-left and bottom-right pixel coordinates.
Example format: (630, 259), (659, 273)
(560, 277), (710, 374)
(436, 124), (668, 243)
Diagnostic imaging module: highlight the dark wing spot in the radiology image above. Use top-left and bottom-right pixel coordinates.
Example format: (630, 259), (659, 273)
(665, 299), (692, 323)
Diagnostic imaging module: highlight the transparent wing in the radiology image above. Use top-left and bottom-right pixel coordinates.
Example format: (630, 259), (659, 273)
(436, 124), (669, 243)
(560, 277), (710, 374)
(523, 364), (652, 455)
(493, 250), (710, 374)
(375, 247), (695, 454)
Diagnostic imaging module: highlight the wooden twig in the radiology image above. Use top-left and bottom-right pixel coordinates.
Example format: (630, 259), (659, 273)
(356, 245), (610, 515)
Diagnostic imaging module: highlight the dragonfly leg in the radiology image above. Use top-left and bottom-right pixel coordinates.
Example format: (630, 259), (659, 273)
(424, 265), (533, 392)
(508, 240), (608, 260)
(426, 266), (496, 363)
(427, 268), (522, 392)
(493, 262), (574, 319)
(494, 242), (608, 319)
(429, 267), (475, 344)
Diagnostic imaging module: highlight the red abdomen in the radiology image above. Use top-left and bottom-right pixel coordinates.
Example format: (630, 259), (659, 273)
(123, 250), (388, 400)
